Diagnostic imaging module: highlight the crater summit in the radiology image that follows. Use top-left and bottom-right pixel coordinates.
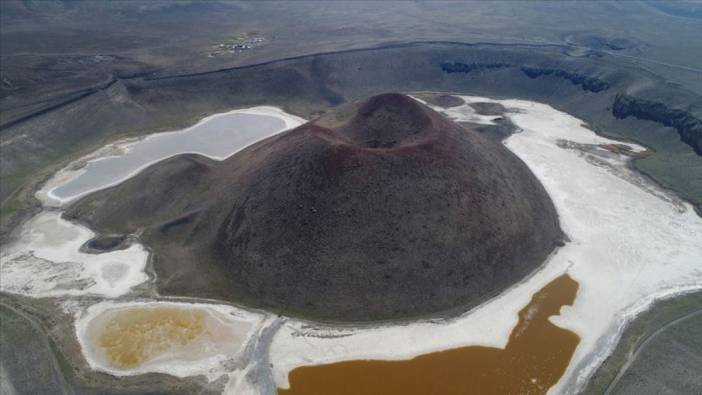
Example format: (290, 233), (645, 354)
(67, 93), (562, 321)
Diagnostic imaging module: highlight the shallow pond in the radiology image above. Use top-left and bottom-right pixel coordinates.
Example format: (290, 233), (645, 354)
(43, 109), (298, 205)
(77, 302), (259, 377)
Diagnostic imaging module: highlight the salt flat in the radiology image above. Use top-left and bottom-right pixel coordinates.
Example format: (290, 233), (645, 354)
(0, 211), (149, 298)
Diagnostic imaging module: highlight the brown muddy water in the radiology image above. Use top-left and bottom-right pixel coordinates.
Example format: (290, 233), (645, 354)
(279, 274), (579, 395)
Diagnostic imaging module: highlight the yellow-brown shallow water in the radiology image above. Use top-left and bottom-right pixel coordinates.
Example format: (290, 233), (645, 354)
(95, 307), (206, 368)
(279, 274), (579, 395)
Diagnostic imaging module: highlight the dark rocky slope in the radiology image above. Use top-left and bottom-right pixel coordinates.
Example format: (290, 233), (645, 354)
(520, 67), (610, 93)
(440, 61), (511, 74)
(66, 93), (562, 321)
(613, 94), (702, 156)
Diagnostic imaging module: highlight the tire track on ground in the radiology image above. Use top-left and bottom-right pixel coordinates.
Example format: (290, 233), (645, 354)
(604, 308), (702, 394)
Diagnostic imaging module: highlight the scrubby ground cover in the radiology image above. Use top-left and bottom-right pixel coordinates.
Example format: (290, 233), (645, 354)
(584, 291), (702, 395)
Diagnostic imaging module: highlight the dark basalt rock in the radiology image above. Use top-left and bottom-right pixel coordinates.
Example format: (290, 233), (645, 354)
(440, 61), (511, 74)
(469, 102), (508, 116)
(79, 235), (128, 253)
(520, 67), (610, 93)
(67, 93), (562, 321)
(416, 93), (465, 108)
(613, 94), (702, 156)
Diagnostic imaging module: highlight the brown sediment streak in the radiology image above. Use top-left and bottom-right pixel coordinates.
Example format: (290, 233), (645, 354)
(279, 274), (579, 395)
